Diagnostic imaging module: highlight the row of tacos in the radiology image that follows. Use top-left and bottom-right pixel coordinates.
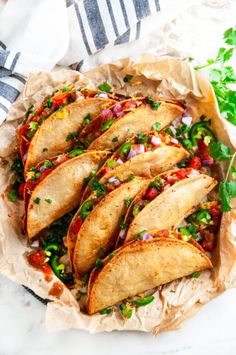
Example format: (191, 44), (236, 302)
(16, 84), (222, 316)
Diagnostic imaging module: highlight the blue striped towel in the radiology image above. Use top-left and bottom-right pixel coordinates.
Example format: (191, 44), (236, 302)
(0, 0), (160, 124)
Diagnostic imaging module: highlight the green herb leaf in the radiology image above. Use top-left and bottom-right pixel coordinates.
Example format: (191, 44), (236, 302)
(98, 82), (112, 92)
(112, 136), (119, 142)
(95, 258), (103, 269)
(119, 303), (133, 318)
(43, 159), (54, 169)
(45, 98), (53, 108)
(209, 141), (231, 161)
(45, 198), (52, 204)
(7, 191), (18, 202)
(152, 122), (161, 131)
(62, 87), (72, 92)
(224, 27), (236, 46)
(66, 132), (78, 142)
(34, 197), (41, 204)
(123, 74), (133, 83)
(100, 308), (113, 315)
(133, 296), (154, 307)
(192, 271), (201, 278)
(124, 198), (133, 207)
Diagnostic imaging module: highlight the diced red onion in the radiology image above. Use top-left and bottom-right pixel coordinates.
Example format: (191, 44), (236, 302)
(108, 176), (120, 184)
(150, 136), (161, 147)
(141, 233), (153, 240)
(202, 157), (213, 166)
(116, 158), (124, 165)
(182, 108), (190, 117)
(119, 229), (126, 240)
(127, 144), (145, 160)
(39, 165), (46, 173)
(56, 155), (64, 164)
(95, 93), (108, 98)
(113, 103), (122, 114)
(102, 109), (113, 119)
(182, 116), (192, 126)
(23, 153), (28, 163)
(31, 240), (39, 248)
(187, 169), (200, 177)
(115, 111), (124, 118)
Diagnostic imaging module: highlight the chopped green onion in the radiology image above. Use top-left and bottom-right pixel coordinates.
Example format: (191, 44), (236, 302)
(124, 198), (133, 207)
(107, 160), (116, 168)
(42, 147), (48, 152)
(66, 132), (78, 142)
(62, 87), (72, 92)
(192, 271), (201, 278)
(95, 258), (103, 269)
(80, 200), (94, 220)
(83, 113), (92, 127)
(45, 98), (53, 108)
(119, 142), (132, 156)
(100, 308), (113, 315)
(45, 198), (52, 204)
(43, 159), (53, 169)
(112, 136), (119, 142)
(152, 122), (161, 131)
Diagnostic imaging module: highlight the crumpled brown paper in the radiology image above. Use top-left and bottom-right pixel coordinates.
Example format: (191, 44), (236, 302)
(0, 57), (235, 334)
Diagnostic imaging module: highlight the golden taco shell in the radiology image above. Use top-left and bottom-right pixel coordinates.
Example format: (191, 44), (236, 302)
(26, 151), (108, 239)
(72, 178), (149, 276)
(87, 235), (212, 314)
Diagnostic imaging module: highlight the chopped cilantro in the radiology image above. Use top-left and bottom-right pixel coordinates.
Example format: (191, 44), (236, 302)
(29, 166), (37, 172)
(152, 122), (161, 131)
(98, 82), (112, 92)
(7, 191), (18, 202)
(45, 98), (53, 108)
(62, 87), (72, 92)
(192, 271), (201, 278)
(45, 198), (52, 204)
(98, 247), (105, 255)
(112, 136), (119, 142)
(127, 174), (135, 181)
(66, 132), (78, 142)
(95, 258), (103, 269)
(120, 223), (128, 230)
(42, 147), (48, 152)
(34, 197), (41, 204)
(123, 74), (133, 83)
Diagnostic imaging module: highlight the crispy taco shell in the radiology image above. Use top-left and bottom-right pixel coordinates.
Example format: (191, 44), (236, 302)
(72, 178), (149, 275)
(26, 151), (108, 239)
(24, 98), (115, 173)
(125, 173), (217, 242)
(87, 236), (212, 314)
(79, 99), (184, 150)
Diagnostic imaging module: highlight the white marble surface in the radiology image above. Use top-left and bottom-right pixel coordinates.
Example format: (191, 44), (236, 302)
(1, 274), (236, 355)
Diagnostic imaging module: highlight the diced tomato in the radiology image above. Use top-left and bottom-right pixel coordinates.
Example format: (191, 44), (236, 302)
(52, 97), (68, 108)
(49, 281), (63, 297)
(18, 182), (25, 197)
(198, 139), (208, 151)
(100, 166), (112, 175)
(157, 230), (170, 238)
(41, 263), (52, 275)
(210, 205), (221, 225)
(107, 184), (116, 192)
(27, 250), (46, 268)
(188, 156), (201, 170)
(145, 147), (151, 152)
(174, 169), (190, 181)
(201, 230), (215, 251)
(145, 187), (159, 200)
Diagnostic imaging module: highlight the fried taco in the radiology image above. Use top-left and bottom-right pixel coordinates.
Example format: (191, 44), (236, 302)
(71, 178), (149, 276)
(117, 168), (217, 244)
(81, 131), (188, 202)
(24, 150), (109, 239)
(19, 87), (118, 174)
(78, 96), (184, 150)
(87, 229), (212, 314)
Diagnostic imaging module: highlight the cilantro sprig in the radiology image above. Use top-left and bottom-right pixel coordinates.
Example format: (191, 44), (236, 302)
(209, 141), (236, 212)
(195, 27), (236, 125)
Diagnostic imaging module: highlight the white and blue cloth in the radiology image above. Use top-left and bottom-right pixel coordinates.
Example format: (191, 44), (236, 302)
(0, 0), (160, 124)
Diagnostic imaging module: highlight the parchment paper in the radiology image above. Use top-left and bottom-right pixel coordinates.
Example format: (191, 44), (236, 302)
(0, 57), (235, 334)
